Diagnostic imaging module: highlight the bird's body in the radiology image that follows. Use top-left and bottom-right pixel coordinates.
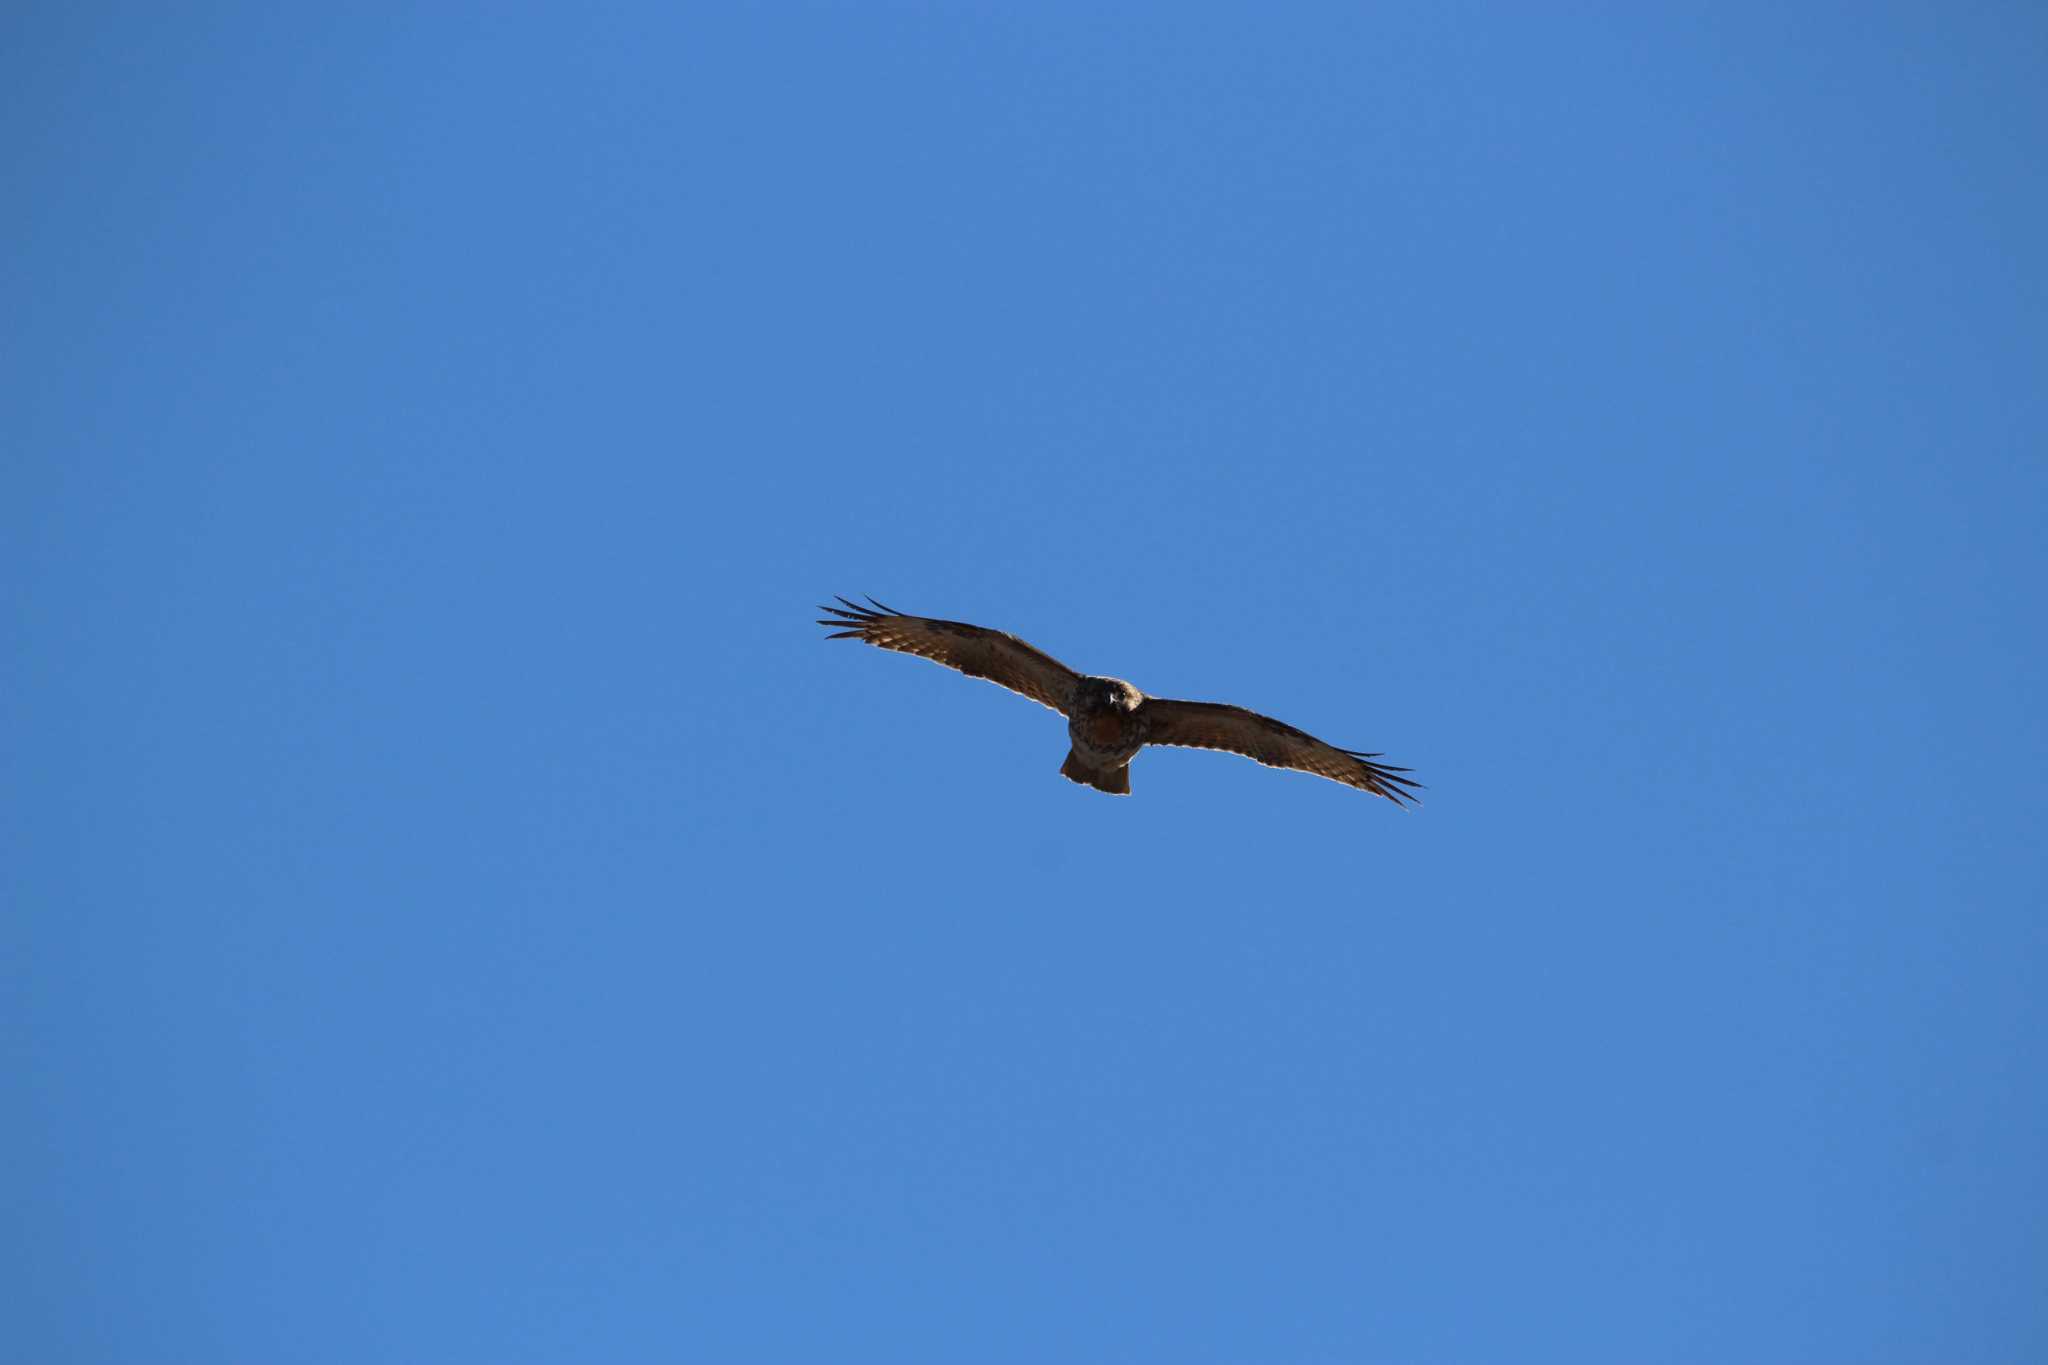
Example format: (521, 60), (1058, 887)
(1063, 676), (1147, 794)
(818, 596), (1419, 806)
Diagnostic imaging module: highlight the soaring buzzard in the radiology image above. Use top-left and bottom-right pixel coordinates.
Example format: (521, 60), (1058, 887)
(818, 596), (1419, 805)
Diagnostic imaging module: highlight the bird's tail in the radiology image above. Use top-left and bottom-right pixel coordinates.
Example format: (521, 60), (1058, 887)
(1060, 749), (1131, 796)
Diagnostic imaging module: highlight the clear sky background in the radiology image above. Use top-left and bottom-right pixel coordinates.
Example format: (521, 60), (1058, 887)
(8, 5), (2045, 1362)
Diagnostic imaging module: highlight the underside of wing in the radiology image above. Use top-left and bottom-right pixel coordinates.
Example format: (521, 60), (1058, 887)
(1138, 697), (1421, 806)
(818, 596), (1081, 715)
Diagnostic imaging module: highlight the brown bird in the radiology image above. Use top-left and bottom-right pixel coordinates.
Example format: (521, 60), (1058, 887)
(818, 596), (1419, 805)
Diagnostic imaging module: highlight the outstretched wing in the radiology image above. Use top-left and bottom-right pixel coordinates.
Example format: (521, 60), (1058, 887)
(818, 596), (1082, 716)
(1138, 698), (1421, 806)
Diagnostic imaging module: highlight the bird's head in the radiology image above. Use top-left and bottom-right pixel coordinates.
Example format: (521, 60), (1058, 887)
(1080, 676), (1143, 711)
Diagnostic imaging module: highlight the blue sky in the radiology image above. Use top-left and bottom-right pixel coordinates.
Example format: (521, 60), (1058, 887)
(8, 5), (2045, 1361)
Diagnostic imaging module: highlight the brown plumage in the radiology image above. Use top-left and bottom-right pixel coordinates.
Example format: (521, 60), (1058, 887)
(818, 596), (1420, 806)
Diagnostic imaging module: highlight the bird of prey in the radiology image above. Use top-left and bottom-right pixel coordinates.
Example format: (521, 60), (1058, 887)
(817, 596), (1420, 805)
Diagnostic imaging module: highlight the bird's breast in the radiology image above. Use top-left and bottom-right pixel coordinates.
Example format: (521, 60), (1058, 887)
(1087, 711), (1126, 747)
